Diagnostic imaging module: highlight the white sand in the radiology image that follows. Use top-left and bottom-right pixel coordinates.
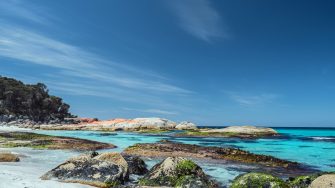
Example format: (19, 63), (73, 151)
(0, 147), (92, 188)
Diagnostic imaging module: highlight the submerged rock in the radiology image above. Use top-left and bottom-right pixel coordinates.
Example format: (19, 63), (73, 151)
(175, 121), (198, 130)
(231, 172), (288, 188)
(139, 157), (217, 188)
(309, 174), (335, 188)
(41, 152), (128, 187)
(0, 152), (20, 162)
(123, 141), (304, 170)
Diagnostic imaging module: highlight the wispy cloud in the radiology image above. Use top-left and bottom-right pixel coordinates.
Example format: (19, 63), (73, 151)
(224, 91), (279, 106)
(168, 0), (226, 42)
(123, 107), (178, 115)
(0, 1), (194, 117)
(0, 0), (54, 24)
(0, 25), (191, 94)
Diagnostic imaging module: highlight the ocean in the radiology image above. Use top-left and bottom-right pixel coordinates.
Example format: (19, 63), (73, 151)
(35, 127), (335, 186)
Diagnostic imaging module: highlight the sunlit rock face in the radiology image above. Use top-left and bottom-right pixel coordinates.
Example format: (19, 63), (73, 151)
(175, 121), (198, 130)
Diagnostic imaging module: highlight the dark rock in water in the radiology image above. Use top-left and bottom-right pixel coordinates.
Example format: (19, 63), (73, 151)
(41, 153), (128, 187)
(231, 173), (288, 188)
(138, 157), (218, 188)
(121, 154), (148, 175)
(124, 141), (306, 170)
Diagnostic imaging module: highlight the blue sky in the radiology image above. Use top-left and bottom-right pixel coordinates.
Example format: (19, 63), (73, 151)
(1, 0), (335, 127)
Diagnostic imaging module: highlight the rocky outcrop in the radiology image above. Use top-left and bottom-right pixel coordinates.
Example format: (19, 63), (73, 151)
(0, 132), (116, 150)
(231, 172), (288, 188)
(309, 174), (335, 188)
(176, 126), (278, 138)
(41, 151), (149, 187)
(40, 117), (178, 132)
(94, 152), (129, 179)
(0, 152), (20, 162)
(41, 152), (127, 187)
(123, 141), (315, 176)
(122, 154), (148, 175)
(138, 157), (217, 187)
(175, 121), (198, 130)
(0, 76), (73, 125)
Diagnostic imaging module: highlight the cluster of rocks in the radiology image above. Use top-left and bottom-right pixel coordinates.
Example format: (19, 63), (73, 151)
(0, 115), (80, 129)
(41, 152), (217, 188)
(39, 117), (199, 132)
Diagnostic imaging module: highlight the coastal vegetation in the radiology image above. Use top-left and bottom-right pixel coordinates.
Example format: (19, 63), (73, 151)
(0, 76), (73, 123)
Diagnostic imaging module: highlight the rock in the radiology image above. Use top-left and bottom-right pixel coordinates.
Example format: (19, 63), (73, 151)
(231, 172), (288, 188)
(208, 125), (277, 134)
(138, 157), (217, 187)
(94, 152), (128, 179)
(40, 117), (178, 131)
(123, 142), (310, 175)
(309, 174), (335, 188)
(177, 126), (278, 138)
(288, 175), (319, 188)
(41, 152), (128, 187)
(0, 132), (116, 151)
(175, 121), (198, 130)
(0, 152), (20, 162)
(122, 154), (148, 175)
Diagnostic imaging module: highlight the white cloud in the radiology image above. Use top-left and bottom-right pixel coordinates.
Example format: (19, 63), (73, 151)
(169, 0), (226, 42)
(225, 91), (279, 106)
(0, 25), (191, 94)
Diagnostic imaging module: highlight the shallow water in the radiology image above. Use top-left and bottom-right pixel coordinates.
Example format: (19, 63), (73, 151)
(35, 127), (335, 186)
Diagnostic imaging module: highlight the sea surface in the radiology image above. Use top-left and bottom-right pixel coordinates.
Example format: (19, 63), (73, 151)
(35, 127), (335, 186)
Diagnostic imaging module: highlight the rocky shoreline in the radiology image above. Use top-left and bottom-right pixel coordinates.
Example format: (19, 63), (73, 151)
(1, 117), (281, 139)
(0, 131), (116, 151)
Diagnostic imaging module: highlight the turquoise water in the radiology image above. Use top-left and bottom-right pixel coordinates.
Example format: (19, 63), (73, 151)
(35, 128), (335, 186)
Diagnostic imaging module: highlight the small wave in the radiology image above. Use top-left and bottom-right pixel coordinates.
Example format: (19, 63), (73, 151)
(310, 136), (335, 140)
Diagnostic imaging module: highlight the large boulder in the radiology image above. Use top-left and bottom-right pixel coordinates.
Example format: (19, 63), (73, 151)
(231, 173), (288, 188)
(0, 152), (20, 162)
(139, 157), (217, 188)
(41, 152), (128, 187)
(122, 154), (148, 175)
(309, 174), (335, 188)
(94, 152), (129, 179)
(175, 121), (198, 130)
